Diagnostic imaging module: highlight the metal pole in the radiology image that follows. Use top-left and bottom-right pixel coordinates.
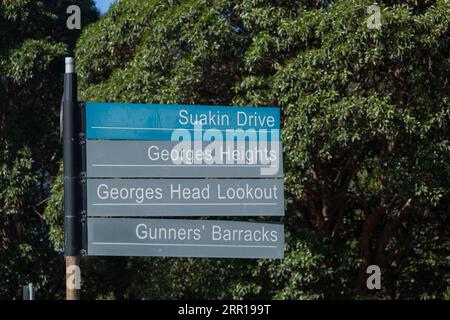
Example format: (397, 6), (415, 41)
(23, 283), (36, 300)
(29, 283), (34, 300)
(63, 57), (81, 300)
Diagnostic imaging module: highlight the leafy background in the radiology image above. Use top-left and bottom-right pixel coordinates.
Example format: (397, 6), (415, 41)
(1, 0), (449, 299)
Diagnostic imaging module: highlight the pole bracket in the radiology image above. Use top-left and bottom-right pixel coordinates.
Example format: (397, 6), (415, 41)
(79, 132), (86, 145)
(80, 210), (87, 223)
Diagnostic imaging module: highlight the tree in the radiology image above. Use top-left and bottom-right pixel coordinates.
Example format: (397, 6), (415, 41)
(44, 0), (449, 299)
(0, 0), (98, 299)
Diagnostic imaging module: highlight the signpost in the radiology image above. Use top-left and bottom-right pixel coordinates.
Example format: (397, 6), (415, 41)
(84, 101), (284, 256)
(63, 57), (81, 300)
(85, 102), (280, 140)
(62, 57), (285, 299)
(86, 140), (283, 178)
(87, 179), (284, 216)
(88, 218), (284, 259)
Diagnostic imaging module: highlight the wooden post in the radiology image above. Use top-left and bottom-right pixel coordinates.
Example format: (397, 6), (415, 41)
(66, 256), (80, 300)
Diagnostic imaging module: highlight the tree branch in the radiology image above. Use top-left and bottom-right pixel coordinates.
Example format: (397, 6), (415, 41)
(375, 198), (413, 266)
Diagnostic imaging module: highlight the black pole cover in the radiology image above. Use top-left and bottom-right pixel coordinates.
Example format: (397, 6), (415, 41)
(63, 61), (81, 257)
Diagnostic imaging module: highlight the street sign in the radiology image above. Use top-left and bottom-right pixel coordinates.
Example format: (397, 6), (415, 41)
(87, 179), (284, 216)
(86, 102), (280, 141)
(86, 140), (283, 178)
(63, 58), (285, 297)
(82, 101), (285, 259)
(87, 218), (284, 259)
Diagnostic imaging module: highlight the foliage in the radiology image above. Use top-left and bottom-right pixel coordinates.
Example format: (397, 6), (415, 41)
(2, 0), (449, 299)
(0, 0), (98, 299)
(41, 0), (450, 299)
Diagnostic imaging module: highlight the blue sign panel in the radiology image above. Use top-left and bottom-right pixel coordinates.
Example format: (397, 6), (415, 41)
(86, 102), (280, 141)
